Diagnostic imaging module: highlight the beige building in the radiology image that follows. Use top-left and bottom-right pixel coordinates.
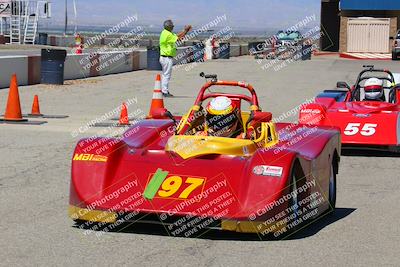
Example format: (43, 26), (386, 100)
(321, 0), (400, 53)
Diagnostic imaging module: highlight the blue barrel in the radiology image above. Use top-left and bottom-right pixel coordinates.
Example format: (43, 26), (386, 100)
(38, 33), (48, 45)
(147, 46), (162, 71)
(192, 42), (205, 62)
(218, 43), (230, 59)
(302, 44), (312, 60)
(41, 49), (67, 85)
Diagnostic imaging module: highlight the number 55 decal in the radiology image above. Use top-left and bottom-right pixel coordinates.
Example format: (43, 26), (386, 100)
(344, 123), (378, 136)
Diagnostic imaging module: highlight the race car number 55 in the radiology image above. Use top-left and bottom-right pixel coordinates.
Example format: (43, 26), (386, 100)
(344, 123), (377, 136)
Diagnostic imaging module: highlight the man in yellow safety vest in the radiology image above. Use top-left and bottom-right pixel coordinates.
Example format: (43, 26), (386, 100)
(159, 20), (192, 97)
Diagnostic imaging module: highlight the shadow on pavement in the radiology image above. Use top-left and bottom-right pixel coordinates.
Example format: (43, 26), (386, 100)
(72, 208), (355, 241)
(169, 95), (193, 99)
(284, 207), (356, 240)
(342, 148), (400, 158)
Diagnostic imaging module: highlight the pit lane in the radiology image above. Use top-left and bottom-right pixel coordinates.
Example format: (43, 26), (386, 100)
(1, 55), (399, 266)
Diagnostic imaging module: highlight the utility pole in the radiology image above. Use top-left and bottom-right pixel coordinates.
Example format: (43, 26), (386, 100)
(64, 0), (68, 35)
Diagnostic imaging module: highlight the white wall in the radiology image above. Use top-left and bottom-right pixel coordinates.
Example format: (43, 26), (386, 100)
(64, 54), (91, 80)
(0, 45), (248, 89)
(174, 47), (192, 65)
(138, 50), (147, 69)
(97, 51), (133, 76)
(0, 56), (28, 88)
(230, 44), (241, 57)
(240, 44), (249, 55)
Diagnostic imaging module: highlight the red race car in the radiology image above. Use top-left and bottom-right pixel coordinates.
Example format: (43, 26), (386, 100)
(69, 73), (341, 238)
(300, 65), (400, 152)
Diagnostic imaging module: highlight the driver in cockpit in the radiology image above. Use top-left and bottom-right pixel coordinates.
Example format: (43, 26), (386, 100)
(196, 96), (244, 138)
(364, 78), (385, 101)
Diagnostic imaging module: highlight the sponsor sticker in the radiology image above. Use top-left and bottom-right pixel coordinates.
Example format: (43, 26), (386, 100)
(253, 165), (283, 177)
(301, 109), (321, 114)
(73, 154), (108, 162)
(353, 114), (371, 118)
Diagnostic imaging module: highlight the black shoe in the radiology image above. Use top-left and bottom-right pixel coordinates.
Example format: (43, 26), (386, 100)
(163, 92), (174, 98)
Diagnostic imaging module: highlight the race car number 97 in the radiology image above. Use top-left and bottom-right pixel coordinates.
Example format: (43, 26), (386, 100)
(144, 169), (206, 201)
(344, 123), (377, 136)
(158, 176), (205, 199)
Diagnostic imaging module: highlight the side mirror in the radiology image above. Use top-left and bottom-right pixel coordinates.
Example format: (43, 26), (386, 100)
(151, 107), (178, 124)
(336, 81), (351, 90)
(164, 111), (176, 123)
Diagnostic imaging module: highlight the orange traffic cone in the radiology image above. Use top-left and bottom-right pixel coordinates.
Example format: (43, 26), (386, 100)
(119, 103), (129, 125)
(29, 95), (43, 117)
(92, 102), (130, 128)
(148, 74), (165, 118)
(2, 74), (27, 122)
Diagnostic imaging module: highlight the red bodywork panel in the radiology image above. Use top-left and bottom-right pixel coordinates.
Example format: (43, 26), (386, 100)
(70, 119), (340, 222)
(300, 93), (400, 147)
(70, 79), (341, 231)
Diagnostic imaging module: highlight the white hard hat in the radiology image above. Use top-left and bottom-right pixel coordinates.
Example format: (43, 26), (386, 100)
(364, 78), (384, 100)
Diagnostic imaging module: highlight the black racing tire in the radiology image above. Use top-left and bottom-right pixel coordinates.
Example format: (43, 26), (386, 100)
(328, 159), (337, 211)
(285, 161), (307, 234)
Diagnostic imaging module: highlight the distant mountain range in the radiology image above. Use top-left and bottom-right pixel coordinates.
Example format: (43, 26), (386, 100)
(38, 23), (318, 38)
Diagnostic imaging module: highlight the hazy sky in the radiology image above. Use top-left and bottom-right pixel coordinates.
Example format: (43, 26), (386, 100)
(49, 0), (320, 30)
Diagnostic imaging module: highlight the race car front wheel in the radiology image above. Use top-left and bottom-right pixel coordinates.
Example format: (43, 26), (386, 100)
(328, 160), (337, 210)
(286, 162), (307, 233)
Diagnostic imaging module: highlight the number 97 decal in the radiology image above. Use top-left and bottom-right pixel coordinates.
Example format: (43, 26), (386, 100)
(344, 123), (378, 136)
(143, 169), (206, 200)
(158, 176), (205, 199)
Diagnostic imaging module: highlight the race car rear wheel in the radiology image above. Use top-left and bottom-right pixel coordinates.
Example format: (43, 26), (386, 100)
(290, 169), (299, 220)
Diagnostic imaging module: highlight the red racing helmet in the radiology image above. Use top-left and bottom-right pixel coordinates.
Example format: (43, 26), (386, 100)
(364, 78), (384, 101)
